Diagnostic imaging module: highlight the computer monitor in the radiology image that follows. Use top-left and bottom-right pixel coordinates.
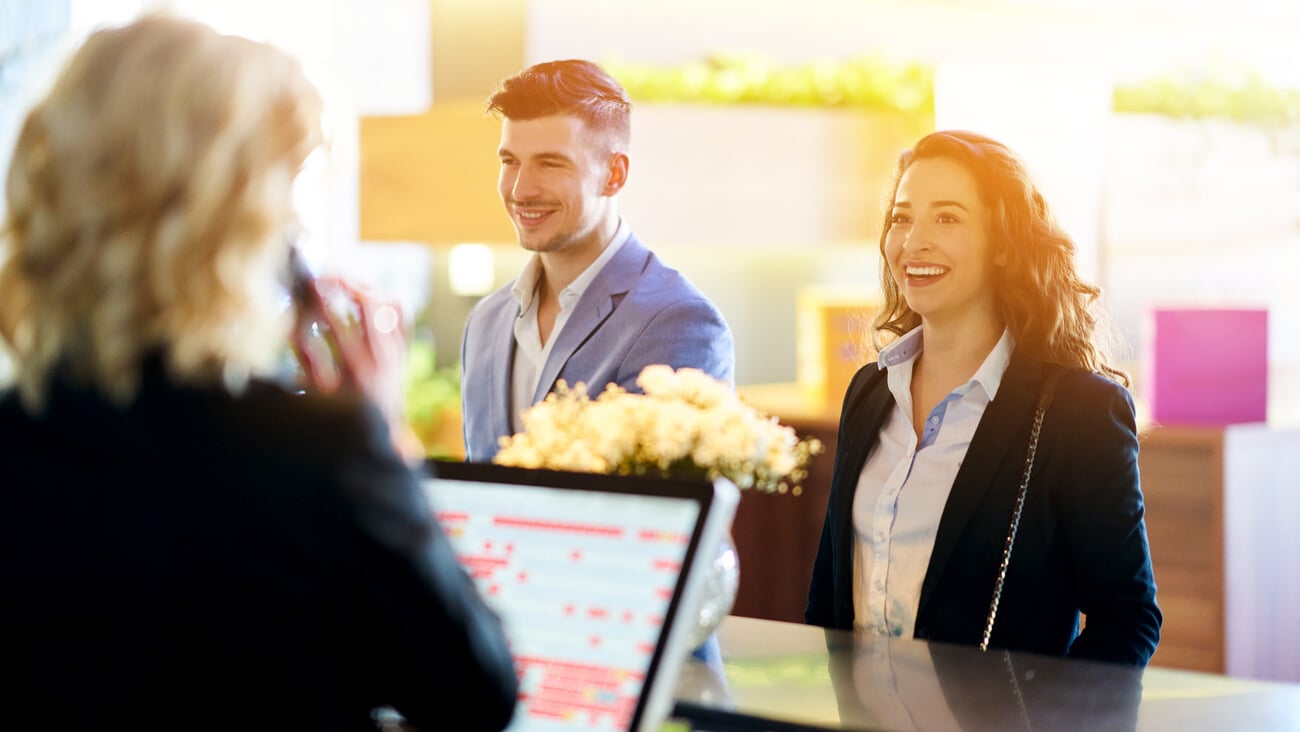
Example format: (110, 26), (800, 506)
(423, 460), (739, 732)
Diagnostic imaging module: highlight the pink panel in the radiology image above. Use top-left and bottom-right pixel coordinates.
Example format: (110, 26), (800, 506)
(1146, 309), (1268, 425)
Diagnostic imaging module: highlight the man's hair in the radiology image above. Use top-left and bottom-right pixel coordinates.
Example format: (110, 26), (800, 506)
(872, 130), (1128, 385)
(486, 59), (631, 149)
(0, 14), (324, 412)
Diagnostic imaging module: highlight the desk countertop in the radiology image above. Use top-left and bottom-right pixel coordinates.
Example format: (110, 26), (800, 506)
(673, 616), (1300, 731)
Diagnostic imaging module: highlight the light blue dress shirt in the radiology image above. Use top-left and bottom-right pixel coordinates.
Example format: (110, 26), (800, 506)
(851, 326), (1015, 637)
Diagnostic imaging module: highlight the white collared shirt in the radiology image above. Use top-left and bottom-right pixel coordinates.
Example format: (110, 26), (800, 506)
(852, 326), (1015, 637)
(509, 220), (632, 434)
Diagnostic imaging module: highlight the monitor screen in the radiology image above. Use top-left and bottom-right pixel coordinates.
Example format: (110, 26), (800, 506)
(423, 461), (733, 732)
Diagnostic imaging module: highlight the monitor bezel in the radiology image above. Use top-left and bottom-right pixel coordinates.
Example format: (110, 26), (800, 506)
(424, 459), (727, 732)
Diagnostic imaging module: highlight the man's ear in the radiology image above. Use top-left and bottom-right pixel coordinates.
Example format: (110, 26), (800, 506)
(603, 152), (629, 195)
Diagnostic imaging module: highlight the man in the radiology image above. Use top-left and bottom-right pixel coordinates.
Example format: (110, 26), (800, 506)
(461, 59), (734, 462)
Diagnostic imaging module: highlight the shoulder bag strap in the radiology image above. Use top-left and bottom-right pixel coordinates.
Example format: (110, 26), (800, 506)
(980, 366), (1066, 652)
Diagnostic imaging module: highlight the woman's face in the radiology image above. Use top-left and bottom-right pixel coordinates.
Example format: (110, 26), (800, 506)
(883, 156), (999, 329)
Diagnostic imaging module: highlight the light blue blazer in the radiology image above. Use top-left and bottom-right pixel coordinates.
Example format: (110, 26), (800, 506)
(460, 234), (734, 462)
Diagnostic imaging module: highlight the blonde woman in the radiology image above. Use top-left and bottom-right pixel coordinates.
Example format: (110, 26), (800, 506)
(0, 16), (516, 729)
(806, 131), (1161, 666)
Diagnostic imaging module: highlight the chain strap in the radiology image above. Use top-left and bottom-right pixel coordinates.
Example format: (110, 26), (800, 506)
(1003, 650), (1035, 732)
(980, 369), (1063, 653)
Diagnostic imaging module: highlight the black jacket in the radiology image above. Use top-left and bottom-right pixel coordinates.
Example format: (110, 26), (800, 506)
(0, 359), (517, 729)
(806, 351), (1161, 665)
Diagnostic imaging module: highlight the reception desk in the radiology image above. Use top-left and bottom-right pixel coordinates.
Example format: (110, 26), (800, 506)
(671, 616), (1300, 731)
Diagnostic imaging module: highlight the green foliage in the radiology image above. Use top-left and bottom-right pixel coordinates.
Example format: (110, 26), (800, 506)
(605, 54), (1300, 128)
(404, 339), (462, 459)
(604, 54), (935, 121)
(1114, 68), (1300, 125)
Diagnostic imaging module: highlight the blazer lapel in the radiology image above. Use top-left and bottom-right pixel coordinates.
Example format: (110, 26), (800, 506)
(830, 366), (893, 623)
(486, 296), (521, 444)
(531, 236), (650, 403)
(916, 351), (1046, 619)
(833, 368), (894, 525)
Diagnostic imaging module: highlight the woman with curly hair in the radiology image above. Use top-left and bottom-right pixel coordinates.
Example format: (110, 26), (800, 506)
(806, 130), (1161, 666)
(0, 15), (516, 729)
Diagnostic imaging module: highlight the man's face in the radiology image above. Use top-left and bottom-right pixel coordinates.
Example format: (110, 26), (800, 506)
(497, 114), (620, 256)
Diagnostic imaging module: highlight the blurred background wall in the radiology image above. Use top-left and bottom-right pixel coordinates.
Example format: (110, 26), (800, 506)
(3, 0), (1299, 424)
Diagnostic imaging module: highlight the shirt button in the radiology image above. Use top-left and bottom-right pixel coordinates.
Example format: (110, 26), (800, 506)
(874, 580), (885, 592)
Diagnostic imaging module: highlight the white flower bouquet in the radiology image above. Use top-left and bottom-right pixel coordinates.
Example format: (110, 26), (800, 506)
(494, 365), (823, 494)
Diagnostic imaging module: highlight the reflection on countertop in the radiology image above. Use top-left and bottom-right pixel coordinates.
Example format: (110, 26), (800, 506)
(674, 616), (1300, 732)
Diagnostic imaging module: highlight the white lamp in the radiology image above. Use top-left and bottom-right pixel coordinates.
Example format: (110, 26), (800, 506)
(448, 243), (495, 297)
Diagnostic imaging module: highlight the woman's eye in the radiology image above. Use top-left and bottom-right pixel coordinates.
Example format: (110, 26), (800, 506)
(889, 213), (911, 225)
(936, 213), (958, 224)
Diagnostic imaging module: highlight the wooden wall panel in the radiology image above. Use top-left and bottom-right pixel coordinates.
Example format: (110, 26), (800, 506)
(359, 100), (514, 245)
(1140, 428), (1225, 673)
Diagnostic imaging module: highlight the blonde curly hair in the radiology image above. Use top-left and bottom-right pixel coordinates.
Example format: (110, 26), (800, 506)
(0, 14), (324, 412)
(872, 130), (1128, 386)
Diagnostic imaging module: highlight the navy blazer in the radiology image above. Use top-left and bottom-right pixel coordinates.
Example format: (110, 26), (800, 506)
(806, 350), (1161, 666)
(0, 361), (518, 730)
(460, 234), (734, 462)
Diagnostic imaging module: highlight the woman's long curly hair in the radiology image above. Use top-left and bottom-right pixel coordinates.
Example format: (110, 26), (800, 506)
(872, 130), (1127, 386)
(0, 15), (324, 412)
